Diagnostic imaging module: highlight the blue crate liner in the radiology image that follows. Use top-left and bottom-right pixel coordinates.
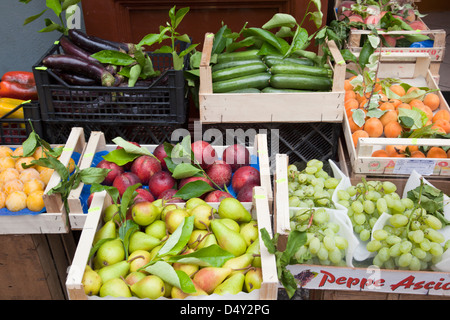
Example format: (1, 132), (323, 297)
(0, 151), (81, 216)
(79, 152), (260, 214)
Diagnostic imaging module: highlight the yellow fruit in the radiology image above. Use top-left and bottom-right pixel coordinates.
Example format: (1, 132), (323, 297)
(5, 191), (27, 212)
(0, 146), (13, 158)
(39, 168), (55, 186)
(3, 179), (24, 195)
(0, 191), (5, 209)
(11, 147), (23, 157)
(15, 157), (36, 172)
(19, 168), (41, 183)
(0, 156), (16, 170)
(26, 190), (45, 212)
(0, 168), (20, 183)
(23, 178), (45, 196)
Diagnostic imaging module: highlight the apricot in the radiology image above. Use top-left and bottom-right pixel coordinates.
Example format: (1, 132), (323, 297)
(379, 102), (395, 111)
(423, 93), (440, 111)
(389, 84), (406, 97)
(384, 121), (403, 138)
(432, 109), (450, 123)
(352, 130), (369, 148)
(15, 157), (36, 172)
(396, 103), (412, 114)
(386, 145), (406, 157)
(0, 168), (20, 183)
(0, 191), (5, 209)
(371, 149), (389, 157)
(410, 151), (426, 158)
(427, 147), (447, 158)
(0, 146), (13, 158)
(26, 190), (45, 212)
(23, 178), (45, 196)
(348, 114), (364, 133)
(11, 147), (23, 157)
(380, 110), (398, 127)
(364, 117), (384, 137)
(39, 168), (55, 186)
(19, 168), (41, 183)
(345, 90), (356, 101)
(0, 157), (16, 170)
(5, 191), (27, 212)
(3, 179), (24, 195)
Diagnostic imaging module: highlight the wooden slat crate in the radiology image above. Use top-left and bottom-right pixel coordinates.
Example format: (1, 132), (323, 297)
(68, 131), (273, 230)
(198, 33), (346, 124)
(343, 53), (450, 177)
(273, 151), (450, 299)
(65, 186), (278, 300)
(0, 127), (86, 234)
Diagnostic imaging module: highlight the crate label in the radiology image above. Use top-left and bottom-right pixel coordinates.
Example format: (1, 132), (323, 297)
(287, 264), (450, 296)
(392, 159), (436, 175)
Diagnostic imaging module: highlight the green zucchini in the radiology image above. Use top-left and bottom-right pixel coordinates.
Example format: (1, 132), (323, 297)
(261, 87), (308, 93)
(212, 62), (268, 82)
(270, 74), (332, 91)
(263, 55), (314, 67)
(217, 49), (262, 64)
(224, 88), (261, 93)
(270, 64), (332, 78)
(212, 59), (264, 72)
(213, 72), (271, 93)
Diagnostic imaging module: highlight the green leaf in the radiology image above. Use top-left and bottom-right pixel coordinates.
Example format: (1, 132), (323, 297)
(46, 0), (62, 17)
(102, 148), (140, 166)
(179, 43), (199, 59)
(119, 183), (142, 221)
(118, 219), (140, 259)
(176, 34), (191, 44)
(280, 230), (307, 266)
(79, 167), (111, 185)
(173, 7), (190, 29)
(158, 216), (194, 257)
(212, 25), (231, 55)
(171, 163), (202, 179)
(112, 137), (154, 157)
(167, 244), (235, 267)
(144, 261), (196, 293)
(174, 180), (215, 200)
(128, 64), (142, 87)
(23, 9), (48, 25)
(22, 131), (39, 157)
(259, 227), (277, 254)
(137, 33), (163, 49)
(308, 10), (323, 29)
(243, 28), (283, 54)
(91, 50), (136, 66)
(62, 0), (82, 11)
(352, 108), (366, 128)
(399, 107), (427, 129)
(172, 51), (184, 70)
(39, 19), (62, 33)
(262, 13), (297, 30)
(89, 183), (120, 205)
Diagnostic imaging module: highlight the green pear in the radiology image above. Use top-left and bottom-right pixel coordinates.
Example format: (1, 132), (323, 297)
(210, 219), (247, 257)
(220, 218), (240, 232)
(218, 198), (252, 223)
(190, 204), (215, 229)
(99, 278), (132, 298)
(145, 220), (167, 240)
(213, 272), (245, 296)
(131, 275), (166, 299)
(93, 220), (117, 245)
(244, 267), (263, 292)
(165, 208), (189, 233)
(171, 280), (208, 299)
(202, 233), (218, 248)
(185, 197), (207, 210)
(188, 230), (208, 249)
(97, 260), (130, 284)
(128, 231), (161, 253)
(128, 249), (152, 273)
(192, 267), (232, 294)
(131, 201), (160, 226)
(96, 239), (125, 267)
(103, 203), (120, 223)
(240, 220), (259, 246)
(223, 253), (254, 274)
(163, 282), (173, 298)
(160, 203), (178, 221)
(149, 244), (164, 261)
(82, 265), (102, 296)
(246, 237), (261, 267)
(172, 249), (199, 277)
(125, 271), (146, 286)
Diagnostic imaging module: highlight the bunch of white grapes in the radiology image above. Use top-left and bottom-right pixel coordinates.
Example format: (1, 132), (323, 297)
(336, 179), (403, 242)
(366, 207), (447, 271)
(287, 159), (340, 209)
(291, 207), (348, 266)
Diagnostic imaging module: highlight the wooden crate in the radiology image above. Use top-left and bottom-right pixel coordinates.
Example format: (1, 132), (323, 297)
(65, 186), (278, 300)
(198, 33), (346, 124)
(68, 131), (273, 230)
(273, 151), (450, 299)
(343, 53), (450, 177)
(0, 127), (86, 234)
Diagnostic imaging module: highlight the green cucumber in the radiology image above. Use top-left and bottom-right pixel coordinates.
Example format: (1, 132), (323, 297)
(270, 64), (332, 78)
(213, 72), (271, 93)
(270, 74), (332, 91)
(217, 49), (261, 64)
(263, 55), (314, 67)
(212, 62), (268, 82)
(212, 59), (264, 72)
(261, 87), (308, 93)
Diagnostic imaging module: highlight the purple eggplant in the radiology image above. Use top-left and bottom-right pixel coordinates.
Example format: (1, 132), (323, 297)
(60, 36), (104, 68)
(53, 71), (97, 86)
(68, 29), (133, 53)
(42, 54), (115, 87)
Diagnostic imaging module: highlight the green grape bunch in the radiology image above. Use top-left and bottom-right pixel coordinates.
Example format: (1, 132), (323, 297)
(287, 159), (340, 209)
(337, 179), (404, 242)
(290, 207), (349, 267)
(366, 181), (449, 271)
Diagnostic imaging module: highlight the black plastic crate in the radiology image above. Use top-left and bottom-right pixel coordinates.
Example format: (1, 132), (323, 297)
(0, 102), (43, 145)
(201, 122), (341, 170)
(42, 120), (188, 145)
(33, 38), (189, 125)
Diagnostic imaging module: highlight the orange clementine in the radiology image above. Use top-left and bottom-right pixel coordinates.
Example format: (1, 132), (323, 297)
(384, 121), (403, 138)
(409, 99), (425, 109)
(390, 99), (402, 108)
(344, 79), (354, 91)
(386, 145), (406, 157)
(396, 103), (412, 114)
(379, 102), (396, 111)
(390, 84), (406, 97)
(410, 151), (426, 158)
(423, 93), (440, 111)
(380, 110), (398, 127)
(352, 130), (369, 148)
(433, 119), (450, 134)
(427, 147), (447, 158)
(407, 86), (420, 94)
(345, 90), (356, 102)
(364, 117), (384, 137)
(407, 145), (419, 153)
(371, 149), (389, 157)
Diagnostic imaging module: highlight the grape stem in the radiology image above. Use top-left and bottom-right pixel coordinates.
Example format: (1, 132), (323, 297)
(405, 178), (425, 234)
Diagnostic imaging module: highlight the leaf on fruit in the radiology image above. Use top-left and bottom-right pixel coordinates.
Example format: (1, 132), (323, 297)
(175, 180), (215, 200)
(144, 261), (196, 293)
(102, 148), (141, 166)
(158, 216), (194, 257)
(90, 183), (120, 205)
(352, 108), (366, 127)
(118, 219), (140, 259)
(112, 137), (155, 158)
(172, 163), (202, 179)
(119, 183), (142, 221)
(79, 167), (111, 185)
(167, 244), (235, 267)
